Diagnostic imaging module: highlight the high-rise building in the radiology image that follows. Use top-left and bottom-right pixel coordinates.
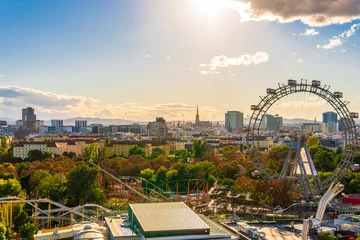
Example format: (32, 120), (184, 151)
(195, 105), (200, 126)
(225, 111), (244, 133)
(323, 111), (337, 123)
(22, 107), (36, 129)
(75, 120), (87, 128)
(51, 119), (64, 128)
(322, 111), (337, 133)
(147, 117), (167, 137)
(261, 114), (283, 131)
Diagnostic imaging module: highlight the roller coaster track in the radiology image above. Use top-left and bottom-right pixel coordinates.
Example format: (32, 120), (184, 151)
(0, 196), (103, 223)
(88, 161), (152, 202)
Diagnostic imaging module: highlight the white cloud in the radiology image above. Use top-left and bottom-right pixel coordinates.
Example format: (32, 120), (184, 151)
(292, 52), (296, 55)
(199, 64), (207, 67)
(292, 33), (296, 36)
(166, 56), (170, 60)
(320, 23), (360, 49)
(198, 52), (269, 75)
(227, 0), (360, 27)
(297, 58), (304, 63)
(300, 28), (319, 36)
(354, 44), (357, 47)
(340, 49), (347, 53)
(0, 86), (223, 121)
(144, 55), (151, 58)
(199, 70), (208, 75)
(0, 75), (3, 77)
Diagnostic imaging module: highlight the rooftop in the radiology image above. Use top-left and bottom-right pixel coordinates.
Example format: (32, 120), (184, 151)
(129, 202), (210, 236)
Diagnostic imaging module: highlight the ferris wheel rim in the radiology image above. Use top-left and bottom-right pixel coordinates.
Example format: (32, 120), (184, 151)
(247, 80), (357, 190)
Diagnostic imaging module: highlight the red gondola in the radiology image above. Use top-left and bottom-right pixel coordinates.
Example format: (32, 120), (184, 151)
(251, 105), (260, 111)
(334, 92), (343, 98)
(351, 164), (360, 172)
(251, 170), (261, 177)
(312, 80), (321, 87)
(267, 88), (276, 94)
(350, 112), (359, 118)
(288, 79), (297, 86)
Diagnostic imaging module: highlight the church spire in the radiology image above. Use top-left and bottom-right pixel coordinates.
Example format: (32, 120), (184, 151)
(196, 105), (200, 126)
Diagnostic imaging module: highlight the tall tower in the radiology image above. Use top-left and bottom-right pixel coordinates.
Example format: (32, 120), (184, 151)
(195, 105), (200, 126)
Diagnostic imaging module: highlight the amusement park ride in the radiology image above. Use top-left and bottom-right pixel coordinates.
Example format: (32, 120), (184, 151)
(248, 79), (358, 197)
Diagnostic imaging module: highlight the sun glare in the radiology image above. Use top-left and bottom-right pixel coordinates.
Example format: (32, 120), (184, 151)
(192, 0), (231, 20)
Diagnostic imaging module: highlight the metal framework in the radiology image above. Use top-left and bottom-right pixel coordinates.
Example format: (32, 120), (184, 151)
(248, 79), (357, 192)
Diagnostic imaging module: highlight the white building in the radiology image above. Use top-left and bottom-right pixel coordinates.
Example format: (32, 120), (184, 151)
(51, 119), (64, 128)
(13, 142), (62, 159)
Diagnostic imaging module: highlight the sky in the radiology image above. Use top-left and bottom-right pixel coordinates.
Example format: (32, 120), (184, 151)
(1, 0), (360, 122)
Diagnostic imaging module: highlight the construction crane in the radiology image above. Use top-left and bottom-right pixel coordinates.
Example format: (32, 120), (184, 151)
(301, 182), (344, 240)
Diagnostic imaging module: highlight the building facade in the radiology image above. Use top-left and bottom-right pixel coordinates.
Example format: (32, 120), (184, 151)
(75, 120), (88, 128)
(225, 111), (244, 133)
(261, 114), (283, 131)
(51, 119), (64, 128)
(22, 107), (36, 129)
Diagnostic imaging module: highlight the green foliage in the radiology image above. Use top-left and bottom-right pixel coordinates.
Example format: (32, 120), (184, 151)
(155, 166), (167, 185)
(318, 231), (335, 240)
(0, 223), (6, 240)
(218, 146), (238, 160)
(139, 168), (156, 183)
(314, 148), (336, 172)
(27, 149), (45, 161)
(128, 145), (146, 158)
(62, 151), (76, 159)
(148, 148), (166, 159)
(19, 222), (36, 240)
(67, 164), (105, 205)
(239, 143), (244, 152)
(307, 136), (320, 148)
(0, 178), (21, 197)
(172, 149), (192, 163)
(166, 169), (178, 182)
(14, 212), (30, 233)
(83, 144), (98, 162)
(43, 150), (54, 159)
(192, 140), (207, 159)
(32, 170), (67, 201)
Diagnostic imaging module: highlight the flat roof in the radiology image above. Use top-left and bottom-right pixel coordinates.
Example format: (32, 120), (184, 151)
(129, 202), (210, 234)
(104, 217), (138, 237)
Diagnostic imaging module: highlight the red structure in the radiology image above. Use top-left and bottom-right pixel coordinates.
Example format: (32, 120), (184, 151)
(343, 194), (360, 204)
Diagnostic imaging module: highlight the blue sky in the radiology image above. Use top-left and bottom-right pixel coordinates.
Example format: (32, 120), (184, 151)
(0, 0), (360, 121)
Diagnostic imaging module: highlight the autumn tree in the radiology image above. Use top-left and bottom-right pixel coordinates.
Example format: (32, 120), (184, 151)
(307, 136), (320, 148)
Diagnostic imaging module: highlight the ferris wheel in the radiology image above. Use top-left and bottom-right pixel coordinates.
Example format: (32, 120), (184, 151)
(247, 79), (358, 193)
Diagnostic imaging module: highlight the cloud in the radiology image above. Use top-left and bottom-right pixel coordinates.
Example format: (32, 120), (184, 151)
(166, 56), (170, 60)
(144, 55), (151, 58)
(340, 49), (347, 53)
(297, 58), (304, 63)
(227, 0), (360, 27)
(301, 28), (320, 36)
(292, 52), (296, 55)
(199, 70), (208, 75)
(0, 86), (224, 121)
(292, 33), (296, 36)
(319, 23), (360, 49)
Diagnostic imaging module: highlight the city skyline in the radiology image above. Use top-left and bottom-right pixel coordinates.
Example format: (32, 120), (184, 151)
(0, 0), (360, 121)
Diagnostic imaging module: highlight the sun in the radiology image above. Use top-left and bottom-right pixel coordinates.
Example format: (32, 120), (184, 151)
(192, 0), (231, 20)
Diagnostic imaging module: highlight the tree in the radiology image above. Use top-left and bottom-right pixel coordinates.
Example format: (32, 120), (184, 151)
(307, 136), (320, 148)
(27, 150), (45, 161)
(19, 222), (36, 240)
(0, 178), (22, 197)
(139, 168), (156, 183)
(218, 146), (238, 160)
(314, 148), (336, 172)
(192, 140), (207, 159)
(0, 223), (6, 240)
(148, 148), (166, 159)
(155, 166), (167, 185)
(240, 143), (244, 152)
(128, 145), (146, 158)
(14, 212), (30, 233)
(318, 231), (335, 240)
(43, 150), (54, 159)
(83, 144), (98, 162)
(67, 164), (105, 205)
